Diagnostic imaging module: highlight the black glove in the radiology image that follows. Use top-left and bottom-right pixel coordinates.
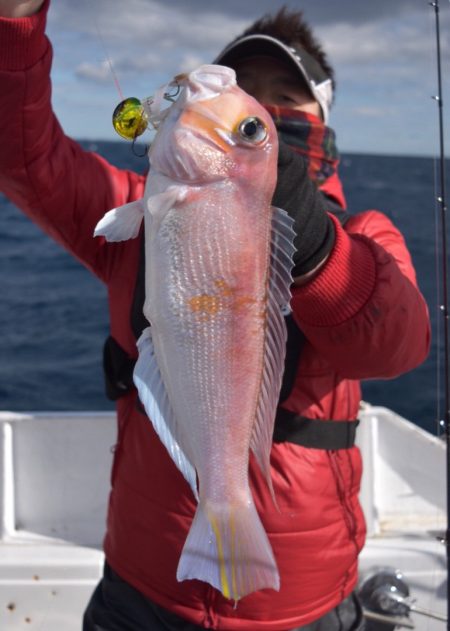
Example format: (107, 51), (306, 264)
(272, 141), (335, 278)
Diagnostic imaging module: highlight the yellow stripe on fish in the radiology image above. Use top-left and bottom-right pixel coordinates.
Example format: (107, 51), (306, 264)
(209, 512), (240, 602)
(229, 512), (239, 601)
(112, 65), (286, 601)
(209, 515), (231, 600)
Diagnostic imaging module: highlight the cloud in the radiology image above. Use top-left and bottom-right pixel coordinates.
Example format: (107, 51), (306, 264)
(50, 0), (449, 88)
(178, 53), (208, 74)
(350, 106), (396, 118)
(314, 6), (449, 105)
(48, 0), (247, 87)
(48, 0), (245, 48)
(50, 0), (439, 26)
(321, 13), (445, 66)
(45, 0), (450, 154)
(75, 60), (112, 82)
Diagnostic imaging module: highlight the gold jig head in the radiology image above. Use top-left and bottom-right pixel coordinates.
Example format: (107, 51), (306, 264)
(112, 97), (148, 140)
(112, 76), (183, 139)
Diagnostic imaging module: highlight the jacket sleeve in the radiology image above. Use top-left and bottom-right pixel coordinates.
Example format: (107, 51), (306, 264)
(290, 211), (431, 379)
(0, 0), (145, 283)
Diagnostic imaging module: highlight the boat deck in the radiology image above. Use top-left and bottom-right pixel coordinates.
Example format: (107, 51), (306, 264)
(0, 406), (446, 630)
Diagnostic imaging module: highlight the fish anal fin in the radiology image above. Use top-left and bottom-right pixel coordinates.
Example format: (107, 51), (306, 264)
(133, 327), (198, 500)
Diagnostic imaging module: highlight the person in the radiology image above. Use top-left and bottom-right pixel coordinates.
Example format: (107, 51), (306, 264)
(0, 1), (430, 630)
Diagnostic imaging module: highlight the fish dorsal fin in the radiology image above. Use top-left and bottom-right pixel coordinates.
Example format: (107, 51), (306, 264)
(134, 327), (199, 500)
(250, 207), (295, 503)
(94, 199), (144, 242)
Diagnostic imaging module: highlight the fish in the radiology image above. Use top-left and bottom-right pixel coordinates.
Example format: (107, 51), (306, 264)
(94, 64), (295, 601)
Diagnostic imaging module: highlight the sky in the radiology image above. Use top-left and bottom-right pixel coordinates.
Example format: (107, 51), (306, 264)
(45, 0), (450, 156)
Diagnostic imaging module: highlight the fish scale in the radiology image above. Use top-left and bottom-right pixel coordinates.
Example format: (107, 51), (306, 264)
(94, 63), (295, 601)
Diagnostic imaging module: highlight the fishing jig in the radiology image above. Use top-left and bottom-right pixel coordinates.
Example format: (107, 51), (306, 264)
(112, 97), (148, 141)
(112, 80), (182, 141)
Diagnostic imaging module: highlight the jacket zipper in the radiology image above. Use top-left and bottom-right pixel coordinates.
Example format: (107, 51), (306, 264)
(328, 450), (360, 598)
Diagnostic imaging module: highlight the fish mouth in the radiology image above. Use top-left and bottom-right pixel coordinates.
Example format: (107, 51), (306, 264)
(184, 126), (231, 154)
(149, 125), (233, 184)
(169, 107), (236, 182)
(149, 92), (239, 183)
(153, 167), (228, 186)
(179, 103), (235, 153)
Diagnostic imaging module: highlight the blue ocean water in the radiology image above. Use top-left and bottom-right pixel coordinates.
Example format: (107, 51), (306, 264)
(0, 143), (446, 435)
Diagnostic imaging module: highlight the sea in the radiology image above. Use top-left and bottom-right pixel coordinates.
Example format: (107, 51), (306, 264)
(0, 142), (448, 435)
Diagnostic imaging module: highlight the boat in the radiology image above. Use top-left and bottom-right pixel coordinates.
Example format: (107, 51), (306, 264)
(0, 403), (446, 630)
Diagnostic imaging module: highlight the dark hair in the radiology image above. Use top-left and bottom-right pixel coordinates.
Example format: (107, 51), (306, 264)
(235, 6), (335, 92)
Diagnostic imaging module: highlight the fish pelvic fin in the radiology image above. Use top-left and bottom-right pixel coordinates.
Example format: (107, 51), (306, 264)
(93, 199), (144, 242)
(177, 500), (279, 600)
(250, 207), (295, 507)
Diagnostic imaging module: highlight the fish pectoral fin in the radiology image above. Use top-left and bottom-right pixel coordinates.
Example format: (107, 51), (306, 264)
(250, 207), (296, 507)
(146, 186), (188, 220)
(94, 199), (144, 242)
(177, 501), (280, 600)
(133, 327), (198, 500)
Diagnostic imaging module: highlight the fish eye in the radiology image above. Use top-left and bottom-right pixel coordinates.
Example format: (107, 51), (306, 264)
(237, 117), (267, 144)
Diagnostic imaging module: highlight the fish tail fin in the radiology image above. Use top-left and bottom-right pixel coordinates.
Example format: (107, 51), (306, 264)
(177, 500), (279, 601)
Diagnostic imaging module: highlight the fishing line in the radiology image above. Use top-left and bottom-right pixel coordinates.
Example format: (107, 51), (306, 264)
(94, 19), (124, 101)
(94, 19), (152, 155)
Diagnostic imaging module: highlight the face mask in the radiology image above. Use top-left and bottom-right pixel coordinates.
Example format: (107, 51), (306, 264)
(264, 105), (339, 185)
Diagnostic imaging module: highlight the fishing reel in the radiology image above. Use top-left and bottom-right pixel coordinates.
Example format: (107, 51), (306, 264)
(358, 568), (412, 629)
(358, 567), (447, 629)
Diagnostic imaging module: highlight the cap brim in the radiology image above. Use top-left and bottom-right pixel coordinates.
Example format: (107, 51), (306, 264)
(214, 34), (333, 123)
(217, 38), (314, 94)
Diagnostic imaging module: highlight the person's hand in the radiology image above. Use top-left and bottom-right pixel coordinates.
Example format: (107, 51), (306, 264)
(0, 0), (44, 17)
(272, 141), (334, 284)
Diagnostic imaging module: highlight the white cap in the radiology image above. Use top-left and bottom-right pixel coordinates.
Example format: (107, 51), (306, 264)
(214, 34), (333, 123)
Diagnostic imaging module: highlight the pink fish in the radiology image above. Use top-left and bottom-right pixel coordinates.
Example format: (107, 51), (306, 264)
(94, 65), (294, 601)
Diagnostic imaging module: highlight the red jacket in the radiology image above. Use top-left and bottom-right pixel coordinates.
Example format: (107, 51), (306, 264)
(0, 3), (430, 629)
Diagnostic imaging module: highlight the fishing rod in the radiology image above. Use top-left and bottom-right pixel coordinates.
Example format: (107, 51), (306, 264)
(429, 1), (450, 629)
